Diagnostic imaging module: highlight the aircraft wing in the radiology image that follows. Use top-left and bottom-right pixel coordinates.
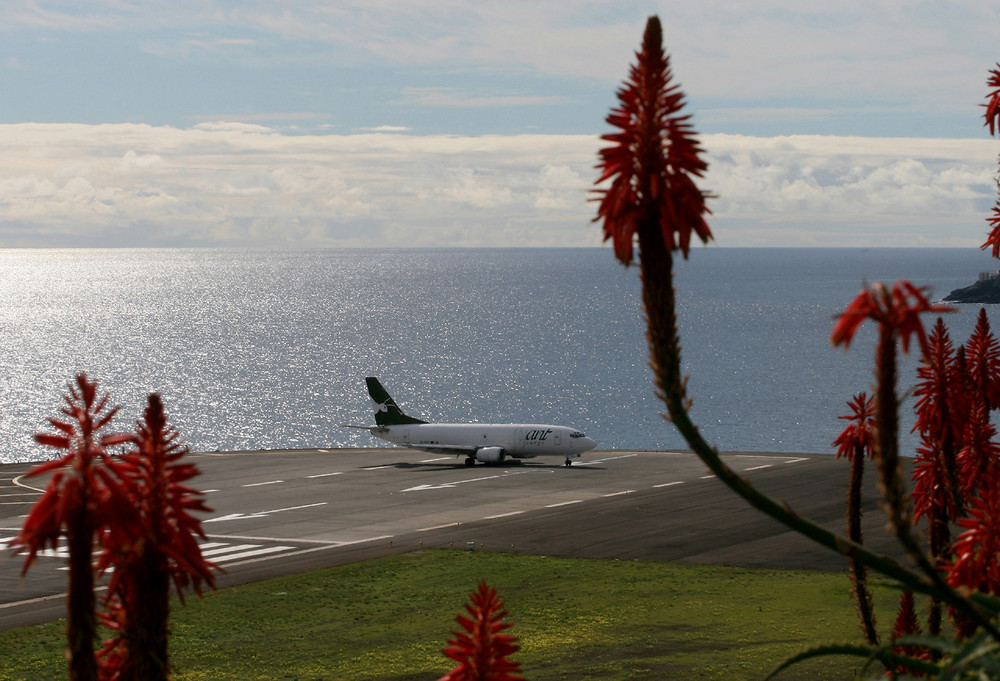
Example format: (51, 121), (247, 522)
(408, 443), (479, 456)
(341, 424), (388, 434)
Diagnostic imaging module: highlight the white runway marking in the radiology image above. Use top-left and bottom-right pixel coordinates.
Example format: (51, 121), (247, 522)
(653, 481), (683, 488)
(306, 472), (344, 478)
(603, 490), (635, 497)
(419, 457), (452, 463)
(204, 502), (328, 523)
(402, 474), (502, 492)
(484, 510), (525, 519)
(577, 453), (639, 466)
(418, 522), (460, 532)
(745, 465), (772, 471)
(242, 480), (284, 487)
(545, 500), (583, 508)
(209, 545), (291, 563)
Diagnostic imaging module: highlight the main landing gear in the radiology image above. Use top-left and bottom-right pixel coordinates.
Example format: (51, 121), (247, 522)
(464, 456), (475, 467)
(564, 459), (573, 467)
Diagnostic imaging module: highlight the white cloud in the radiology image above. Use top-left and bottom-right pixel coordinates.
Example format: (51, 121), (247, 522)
(702, 134), (998, 245)
(119, 150), (164, 171)
(0, 122), (995, 248)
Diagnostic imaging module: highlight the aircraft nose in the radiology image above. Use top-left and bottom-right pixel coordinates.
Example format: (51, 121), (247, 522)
(582, 437), (597, 452)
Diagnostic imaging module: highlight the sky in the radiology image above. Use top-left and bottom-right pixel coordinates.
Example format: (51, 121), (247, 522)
(1, 1), (999, 249)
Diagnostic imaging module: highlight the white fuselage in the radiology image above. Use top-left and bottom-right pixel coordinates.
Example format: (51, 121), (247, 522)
(371, 423), (597, 459)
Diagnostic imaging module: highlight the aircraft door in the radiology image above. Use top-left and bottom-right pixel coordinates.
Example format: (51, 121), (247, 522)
(554, 430), (562, 446)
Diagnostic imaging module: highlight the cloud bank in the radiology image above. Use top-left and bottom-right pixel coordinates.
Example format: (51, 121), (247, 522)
(0, 123), (994, 248)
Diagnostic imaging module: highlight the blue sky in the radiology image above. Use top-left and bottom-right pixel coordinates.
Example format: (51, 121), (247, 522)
(1, 1), (999, 248)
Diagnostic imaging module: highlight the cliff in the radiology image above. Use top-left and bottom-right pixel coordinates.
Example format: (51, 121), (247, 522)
(943, 277), (1000, 304)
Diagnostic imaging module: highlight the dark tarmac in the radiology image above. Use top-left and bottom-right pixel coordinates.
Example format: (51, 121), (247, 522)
(0, 448), (906, 630)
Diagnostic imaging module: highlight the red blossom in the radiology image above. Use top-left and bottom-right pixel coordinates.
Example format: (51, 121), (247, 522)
(100, 394), (216, 681)
(593, 15), (711, 264)
(956, 403), (1000, 494)
(890, 591), (928, 668)
(830, 281), (952, 355)
(981, 201), (1000, 258)
(985, 64), (1000, 136)
(965, 307), (1000, 410)
(438, 582), (524, 681)
(12, 374), (133, 681)
(913, 319), (967, 441)
(948, 469), (1000, 614)
(911, 319), (967, 524)
(832, 393), (875, 462)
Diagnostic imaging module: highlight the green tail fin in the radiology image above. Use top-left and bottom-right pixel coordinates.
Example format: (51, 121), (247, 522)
(366, 377), (427, 426)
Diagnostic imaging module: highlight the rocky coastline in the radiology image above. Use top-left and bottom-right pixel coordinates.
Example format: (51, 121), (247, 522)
(944, 275), (1000, 304)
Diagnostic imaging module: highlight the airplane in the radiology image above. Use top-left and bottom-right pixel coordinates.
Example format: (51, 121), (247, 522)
(347, 377), (597, 467)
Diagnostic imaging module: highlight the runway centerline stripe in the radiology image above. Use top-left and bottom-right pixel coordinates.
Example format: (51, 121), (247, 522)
(419, 457), (452, 463)
(784, 457), (809, 464)
(306, 472), (344, 478)
(603, 490), (635, 497)
(545, 500), (583, 508)
(577, 453), (639, 466)
(242, 480), (284, 488)
(745, 465), (772, 471)
(263, 502), (327, 514)
(418, 522), (460, 532)
(700, 475), (717, 480)
(484, 511), (525, 519)
(653, 481), (683, 488)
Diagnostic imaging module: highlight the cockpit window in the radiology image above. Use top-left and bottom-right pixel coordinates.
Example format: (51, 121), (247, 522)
(569, 431), (586, 438)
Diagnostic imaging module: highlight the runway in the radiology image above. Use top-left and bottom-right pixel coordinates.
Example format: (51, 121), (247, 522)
(0, 447), (902, 630)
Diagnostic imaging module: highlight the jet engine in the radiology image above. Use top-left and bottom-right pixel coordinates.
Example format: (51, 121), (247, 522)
(475, 447), (506, 464)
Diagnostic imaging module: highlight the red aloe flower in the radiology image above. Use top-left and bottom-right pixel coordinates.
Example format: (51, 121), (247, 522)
(981, 201), (1000, 258)
(832, 393), (879, 644)
(100, 393), (216, 681)
(12, 374), (133, 681)
(833, 282), (952, 577)
(956, 402), (1000, 496)
(832, 393), (876, 462)
(831, 281), (951, 355)
(984, 63), (1000, 136)
(911, 318), (966, 524)
(948, 468), (1000, 638)
(965, 308), (1000, 410)
(890, 591), (928, 667)
(593, 15), (711, 264)
(438, 582), (524, 681)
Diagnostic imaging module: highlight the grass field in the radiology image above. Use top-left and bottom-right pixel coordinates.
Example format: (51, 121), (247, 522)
(0, 550), (899, 681)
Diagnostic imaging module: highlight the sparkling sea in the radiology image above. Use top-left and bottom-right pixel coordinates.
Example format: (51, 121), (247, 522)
(0, 247), (997, 464)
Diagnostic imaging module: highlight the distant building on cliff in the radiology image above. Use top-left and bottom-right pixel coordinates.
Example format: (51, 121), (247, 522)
(978, 270), (1000, 282)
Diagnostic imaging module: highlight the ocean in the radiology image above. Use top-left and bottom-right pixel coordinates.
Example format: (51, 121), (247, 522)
(0, 247), (997, 464)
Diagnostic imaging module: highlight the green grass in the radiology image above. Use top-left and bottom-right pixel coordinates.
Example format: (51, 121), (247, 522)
(0, 550), (899, 681)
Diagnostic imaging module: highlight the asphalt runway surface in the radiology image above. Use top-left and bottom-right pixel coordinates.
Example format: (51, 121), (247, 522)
(0, 448), (906, 630)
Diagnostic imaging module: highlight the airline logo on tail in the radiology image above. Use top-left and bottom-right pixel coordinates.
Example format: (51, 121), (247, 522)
(366, 377), (427, 426)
